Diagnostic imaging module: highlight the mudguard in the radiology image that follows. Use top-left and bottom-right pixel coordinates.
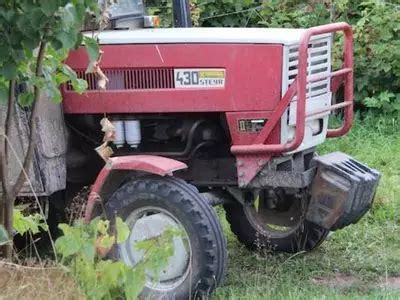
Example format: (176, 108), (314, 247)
(306, 152), (380, 230)
(84, 155), (187, 222)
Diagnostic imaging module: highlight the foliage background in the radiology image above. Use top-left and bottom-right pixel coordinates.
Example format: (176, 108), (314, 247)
(148, 0), (400, 114)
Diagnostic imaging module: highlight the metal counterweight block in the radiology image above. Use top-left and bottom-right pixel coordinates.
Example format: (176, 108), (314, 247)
(307, 152), (380, 230)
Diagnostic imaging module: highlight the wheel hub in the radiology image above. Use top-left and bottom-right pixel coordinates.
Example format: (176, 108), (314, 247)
(244, 190), (305, 238)
(119, 207), (191, 291)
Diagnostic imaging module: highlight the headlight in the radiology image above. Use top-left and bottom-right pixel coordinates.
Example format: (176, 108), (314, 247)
(311, 119), (323, 135)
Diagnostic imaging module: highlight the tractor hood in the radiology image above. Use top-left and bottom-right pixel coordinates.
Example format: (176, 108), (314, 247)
(86, 27), (330, 46)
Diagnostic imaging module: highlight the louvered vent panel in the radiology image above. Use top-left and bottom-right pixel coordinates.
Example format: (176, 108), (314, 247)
(66, 68), (175, 91)
(284, 36), (331, 100)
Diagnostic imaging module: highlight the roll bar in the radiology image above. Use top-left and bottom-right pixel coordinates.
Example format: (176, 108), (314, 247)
(232, 22), (354, 155)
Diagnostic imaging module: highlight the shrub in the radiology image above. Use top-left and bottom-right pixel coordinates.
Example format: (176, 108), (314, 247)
(194, 0), (400, 113)
(55, 218), (177, 299)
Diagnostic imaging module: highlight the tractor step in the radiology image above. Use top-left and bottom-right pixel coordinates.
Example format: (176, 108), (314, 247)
(306, 152), (380, 231)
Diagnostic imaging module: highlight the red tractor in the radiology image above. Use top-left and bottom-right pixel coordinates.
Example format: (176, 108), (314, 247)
(5, 0), (380, 298)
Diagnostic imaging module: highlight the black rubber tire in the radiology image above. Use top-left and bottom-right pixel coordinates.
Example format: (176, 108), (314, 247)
(224, 200), (329, 253)
(105, 175), (227, 299)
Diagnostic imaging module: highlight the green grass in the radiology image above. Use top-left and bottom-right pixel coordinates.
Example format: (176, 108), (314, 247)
(215, 115), (400, 299)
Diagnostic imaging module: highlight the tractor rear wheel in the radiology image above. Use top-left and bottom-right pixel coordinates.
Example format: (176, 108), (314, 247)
(105, 175), (226, 299)
(224, 189), (329, 253)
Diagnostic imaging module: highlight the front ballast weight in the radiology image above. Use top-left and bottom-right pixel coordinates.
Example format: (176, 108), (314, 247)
(306, 152), (380, 231)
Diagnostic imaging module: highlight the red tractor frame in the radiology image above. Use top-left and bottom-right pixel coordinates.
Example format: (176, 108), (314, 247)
(2, 1), (380, 298)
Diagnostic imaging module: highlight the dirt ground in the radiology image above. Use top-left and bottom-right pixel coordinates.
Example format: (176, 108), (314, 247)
(0, 262), (81, 300)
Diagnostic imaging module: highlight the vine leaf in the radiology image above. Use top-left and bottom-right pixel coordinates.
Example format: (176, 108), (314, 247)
(0, 60), (17, 80)
(40, 1), (59, 17)
(0, 81), (8, 102)
(18, 92), (34, 107)
(13, 209), (48, 235)
(84, 36), (100, 65)
(56, 223), (82, 258)
(116, 217), (130, 244)
(0, 225), (9, 246)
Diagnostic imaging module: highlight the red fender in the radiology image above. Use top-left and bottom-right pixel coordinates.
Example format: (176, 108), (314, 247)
(84, 155), (187, 223)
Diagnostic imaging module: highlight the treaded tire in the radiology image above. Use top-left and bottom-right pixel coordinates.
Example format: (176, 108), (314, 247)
(105, 175), (227, 299)
(224, 201), (329, 253)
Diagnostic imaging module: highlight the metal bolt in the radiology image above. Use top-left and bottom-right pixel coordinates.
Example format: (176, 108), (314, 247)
(237, 160), (244, 167)
(238, 171), (244, 177)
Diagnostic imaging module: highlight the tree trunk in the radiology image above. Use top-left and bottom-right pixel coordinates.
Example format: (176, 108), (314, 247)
(0, 137), (5, 227)
(0, 80), (14, 258)
(0, 42), (46, 259)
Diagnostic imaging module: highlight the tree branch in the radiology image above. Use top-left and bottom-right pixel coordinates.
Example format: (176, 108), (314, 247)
(9, 42), (47, 201)
(5, 81), (16, 160)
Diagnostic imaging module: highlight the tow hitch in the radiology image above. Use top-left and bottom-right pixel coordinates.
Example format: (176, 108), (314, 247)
(306, 152), (380, 230)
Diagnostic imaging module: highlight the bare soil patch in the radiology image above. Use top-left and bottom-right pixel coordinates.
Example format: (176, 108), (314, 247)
(379, 276), (400, 290)
(312, 273), (400, 291)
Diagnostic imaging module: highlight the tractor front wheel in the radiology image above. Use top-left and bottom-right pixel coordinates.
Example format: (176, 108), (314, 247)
(224, 189), (329, 253)
(105, 175), (226, 299)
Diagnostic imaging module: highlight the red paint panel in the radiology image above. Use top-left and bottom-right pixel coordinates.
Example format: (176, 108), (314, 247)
(108, 155), (187, 176)
(225, 111), (280, 146)
(63, 44), (283, 114)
